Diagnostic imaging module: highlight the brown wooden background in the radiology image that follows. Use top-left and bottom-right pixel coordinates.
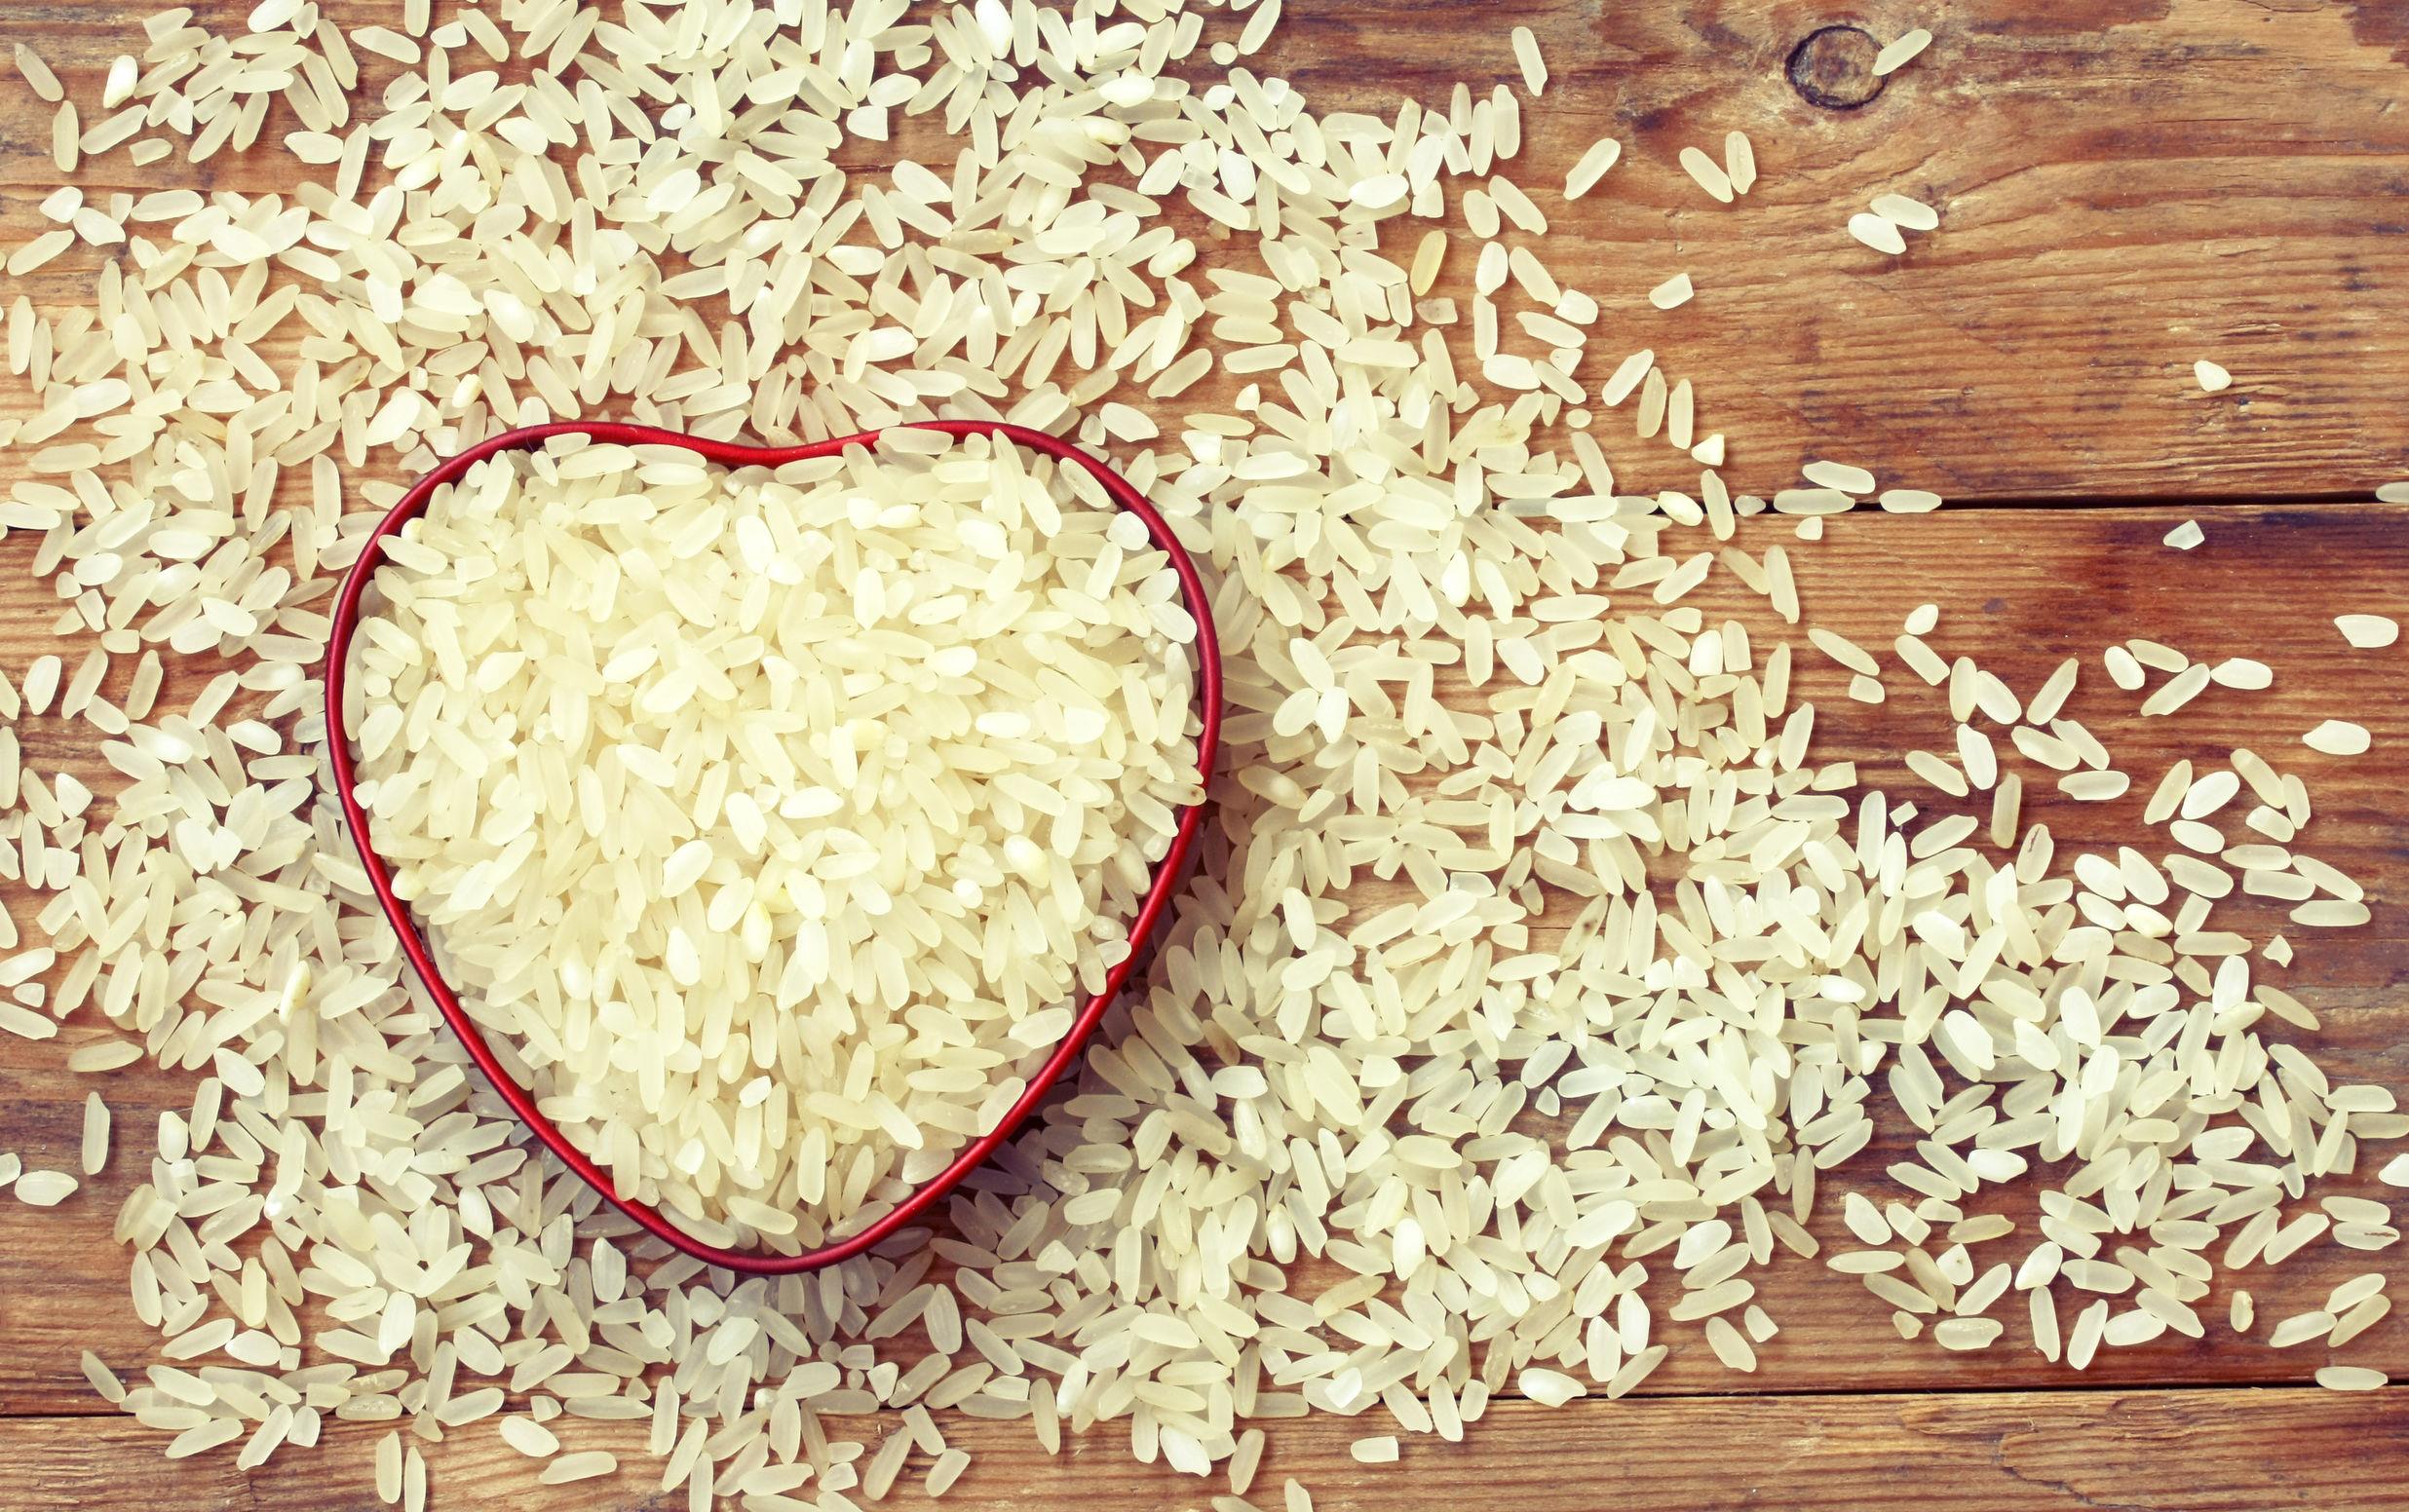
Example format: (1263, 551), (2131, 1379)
(3, 0), (2407, 1507)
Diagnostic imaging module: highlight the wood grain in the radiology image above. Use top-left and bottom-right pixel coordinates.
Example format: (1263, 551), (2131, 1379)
(5, 501), (2403, 1417)
(4, 0), (2409, 1506)
(2, 0), (2405, 501)
(6, 1388), (2409, 1512)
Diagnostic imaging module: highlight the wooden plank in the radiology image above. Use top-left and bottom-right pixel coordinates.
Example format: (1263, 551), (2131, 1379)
(4, 2), (2407, 501)
(6, 1387), (2409, 1511)
(2, 2), (2407, 1504)
(3, 502), (2403, 1414)
(1284, 0), (2409, 502)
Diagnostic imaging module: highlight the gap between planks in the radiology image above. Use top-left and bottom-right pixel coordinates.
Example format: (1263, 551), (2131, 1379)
(0, 1370), (2381, 1421)
(1880, 490), (2393, 513)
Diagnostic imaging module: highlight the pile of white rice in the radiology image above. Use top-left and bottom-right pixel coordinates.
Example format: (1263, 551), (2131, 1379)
(0, 0), (2401, 1506)
(344, 430), (1203, 1246)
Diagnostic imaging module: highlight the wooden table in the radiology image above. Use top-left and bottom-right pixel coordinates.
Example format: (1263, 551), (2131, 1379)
(2, 2), (2406, 1507)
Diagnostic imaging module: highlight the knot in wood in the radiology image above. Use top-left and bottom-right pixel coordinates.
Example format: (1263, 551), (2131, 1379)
(1787, 25), (1887, 110)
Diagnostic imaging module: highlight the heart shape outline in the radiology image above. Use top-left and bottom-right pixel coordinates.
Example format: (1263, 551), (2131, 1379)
(323, 419), (1223, 1273)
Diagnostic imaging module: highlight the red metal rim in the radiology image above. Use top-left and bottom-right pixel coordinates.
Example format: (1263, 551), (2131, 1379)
(321, 420), (1224, 1274)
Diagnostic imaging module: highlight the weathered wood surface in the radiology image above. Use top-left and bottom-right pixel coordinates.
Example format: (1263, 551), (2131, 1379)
(7, 1389), (2409, 1511)
(4, 502), (2403, 1414)
(4, 0), (2406, 499)
(2, 0), (2407, 1506)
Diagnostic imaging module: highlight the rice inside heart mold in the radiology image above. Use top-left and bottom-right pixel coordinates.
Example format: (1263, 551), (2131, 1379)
(337, 425), (1209, 1258)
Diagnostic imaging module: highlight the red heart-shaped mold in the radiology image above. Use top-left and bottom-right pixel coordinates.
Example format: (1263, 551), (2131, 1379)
(323, 419), (1222, 1273)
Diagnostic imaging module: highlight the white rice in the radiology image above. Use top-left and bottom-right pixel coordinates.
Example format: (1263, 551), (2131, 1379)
(1873, 29), (1933, 76)
(0, 0), (2396, 1504)
(1848, 214), (1909, 255)
(349, 434), (1201, 1237)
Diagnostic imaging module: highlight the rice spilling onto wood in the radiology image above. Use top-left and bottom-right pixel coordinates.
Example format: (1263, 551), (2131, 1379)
(0, 0), (2401, 1505)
